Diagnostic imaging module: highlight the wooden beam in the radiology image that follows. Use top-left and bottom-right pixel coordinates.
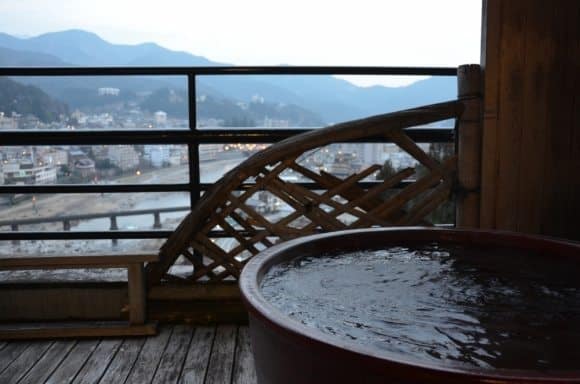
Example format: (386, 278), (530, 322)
(479, 0), (502, 229)
(0, 253), (159, 270)
(0, 321), (157, 340)
(128, 263), (146, 325)
(149, 283), (241, 301)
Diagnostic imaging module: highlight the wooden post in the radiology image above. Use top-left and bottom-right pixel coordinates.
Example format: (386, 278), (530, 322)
(456, 64), (482, 228)
(127, 262), (146, 325)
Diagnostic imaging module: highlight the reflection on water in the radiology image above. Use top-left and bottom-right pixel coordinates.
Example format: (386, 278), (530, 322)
(261, 244), (580, 371)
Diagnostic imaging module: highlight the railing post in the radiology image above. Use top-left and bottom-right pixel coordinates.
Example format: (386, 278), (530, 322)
(153, 212), (162, 229)
(110, 216), (118, 246)
(456, 64), (482, 228)
(63, 220), (71, 231)
(10, 224), (20, 246)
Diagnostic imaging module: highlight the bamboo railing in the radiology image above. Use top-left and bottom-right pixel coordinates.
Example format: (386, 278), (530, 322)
(145, 63), (484, 285)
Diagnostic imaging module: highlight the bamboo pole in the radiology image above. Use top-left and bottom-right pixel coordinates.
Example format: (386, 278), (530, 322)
(456, 64), (483, 228)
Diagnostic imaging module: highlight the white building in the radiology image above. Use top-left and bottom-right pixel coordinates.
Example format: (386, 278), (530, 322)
(144, 145), (187, 167)
(38, 148), (68, 167)
(2, 161), (57, 184)
(98, 87), (120, 96)
(154, 111), (167, 126)
(144, 145), (169, 168)
(108, 145), (140, 171)
(0, 112), (18, 130)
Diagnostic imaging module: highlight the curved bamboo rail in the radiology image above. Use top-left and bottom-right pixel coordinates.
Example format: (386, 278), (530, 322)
(146, 99), (465, 284)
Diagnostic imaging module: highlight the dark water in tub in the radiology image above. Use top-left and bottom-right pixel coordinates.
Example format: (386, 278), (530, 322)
(260, 244), (580, 371)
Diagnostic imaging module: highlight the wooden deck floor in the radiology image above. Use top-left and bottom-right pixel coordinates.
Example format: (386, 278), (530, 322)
(0, 325), (256, 384)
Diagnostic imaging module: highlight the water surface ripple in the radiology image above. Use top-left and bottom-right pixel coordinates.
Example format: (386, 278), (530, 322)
(261, 244), (580, 370)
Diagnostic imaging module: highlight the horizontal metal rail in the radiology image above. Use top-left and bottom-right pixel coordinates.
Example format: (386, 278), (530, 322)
(0, 127), (453, 146)
(0, 66), (457, 76)
(0, 180), (414, 194)
(0, 206), (190, 227)
(0, 66), (457, 242)
(0, 231), (172, 240)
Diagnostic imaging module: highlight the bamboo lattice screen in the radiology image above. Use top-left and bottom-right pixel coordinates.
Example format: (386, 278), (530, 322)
(146, 100), (467, 284)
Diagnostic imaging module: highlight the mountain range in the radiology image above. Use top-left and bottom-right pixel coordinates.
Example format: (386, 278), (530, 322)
(0, 29), (456, 125)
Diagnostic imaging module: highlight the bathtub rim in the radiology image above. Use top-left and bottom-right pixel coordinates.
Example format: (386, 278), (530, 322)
(239, 227), (580, 383)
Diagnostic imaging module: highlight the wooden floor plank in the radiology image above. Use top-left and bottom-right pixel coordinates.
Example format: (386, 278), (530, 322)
(125, 326), (172, 384)
(0, 324), (254, 384)
(151, 325), (193, 384)
(0, 342), (29, 374)
(45, 339), (100, 384)
(18, 340), (76, 384)
(72, 339), (123, 384)
(178, 326), (216, 384)
(232, 327), (257, 384)
(205, 325), (237, 384)
(0, 341), (52, 384)
(97, 338), (145, 384)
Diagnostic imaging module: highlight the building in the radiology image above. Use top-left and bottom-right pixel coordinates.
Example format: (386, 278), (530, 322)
(73, 158), (96, 179)
(154, 111), (167, 126)
(97, 87), (120, 96)
(199, 144), (220, 162)
(37, 148), (69, 167)
(2, 161), (57, 184)
(144, 145), (169, 168)
(144, 145), (187, 167)
(0, 112), (18, 130)
(107, 145), (140, 171)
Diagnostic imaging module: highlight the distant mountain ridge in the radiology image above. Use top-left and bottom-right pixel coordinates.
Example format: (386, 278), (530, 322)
(0, 29), (456, 124)
(0, 29), (217, 67)
(0, 77), (68, 122)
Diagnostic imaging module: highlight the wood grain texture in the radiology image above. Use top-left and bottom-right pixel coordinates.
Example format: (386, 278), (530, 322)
(479, 0), (502, 229)
(0, 326), (255, 384)
(17, 340), (76, 384)
(125, 326), (172, 384)
(232, 327), (257, 384)
(515, 0), (552, 233)
(494, 0), (527, 230)
(151, 325), (193, 384)
(179, 326), (216, 384)
(98, 338), (146, 384)
(127, 263), (146, 325)
(0, 254), (158, 270)
(0, 342), (29, 373)
(0, 340), (52, 384)
(72, 339), (122, 384)
(0, 321), (157, 339)
(481, 0), (580, 240)
(205, 325), (237, 384)
(45, 339), (99, 384)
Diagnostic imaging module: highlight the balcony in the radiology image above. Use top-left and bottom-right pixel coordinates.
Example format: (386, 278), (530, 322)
(0, 64), (466, 383)
(1, 1), (579, 380)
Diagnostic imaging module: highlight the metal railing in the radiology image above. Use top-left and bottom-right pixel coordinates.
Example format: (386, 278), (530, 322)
(0, 66), (456, 242)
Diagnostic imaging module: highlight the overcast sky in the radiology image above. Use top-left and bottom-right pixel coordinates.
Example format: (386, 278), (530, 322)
(0, 0), (482, 86)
